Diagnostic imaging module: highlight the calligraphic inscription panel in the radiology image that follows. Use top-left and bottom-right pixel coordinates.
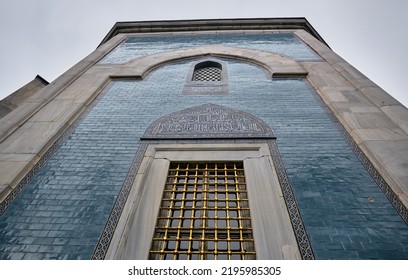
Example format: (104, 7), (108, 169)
(142, 104), (275, 140)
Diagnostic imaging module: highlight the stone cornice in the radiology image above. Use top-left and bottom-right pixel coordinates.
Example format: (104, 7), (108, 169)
(99, 17), (329, 48)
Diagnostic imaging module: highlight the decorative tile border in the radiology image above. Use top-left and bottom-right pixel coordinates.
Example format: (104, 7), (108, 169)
(336, 126), (408, 224)
(91, 143), (148, 260)
(268, 139), (315, 260)
(0, 144), (60, 215)
(0, 85), (112, 215)
(308, 83), (408, 225)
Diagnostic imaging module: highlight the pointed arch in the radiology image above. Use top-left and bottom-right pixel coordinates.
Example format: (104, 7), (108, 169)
(111, 45), (307, 80)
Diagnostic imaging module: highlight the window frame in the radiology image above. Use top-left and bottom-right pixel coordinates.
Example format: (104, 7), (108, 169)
(183, 58), (229, 95)
(107, 143), (301, 260)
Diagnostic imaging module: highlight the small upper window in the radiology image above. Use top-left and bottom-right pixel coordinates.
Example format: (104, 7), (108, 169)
(183, 59), (228, 95)
(192, 61), (222, 82)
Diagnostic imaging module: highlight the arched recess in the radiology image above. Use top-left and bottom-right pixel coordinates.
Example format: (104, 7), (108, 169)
(183, 58), (229, 95)
(96, 104), (314, 260)
(110, 45), (308, 80)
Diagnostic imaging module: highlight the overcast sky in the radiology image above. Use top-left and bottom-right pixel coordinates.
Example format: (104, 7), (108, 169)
(0, 0), (407, 107)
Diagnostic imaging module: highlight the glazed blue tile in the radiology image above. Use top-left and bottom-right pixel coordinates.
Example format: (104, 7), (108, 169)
(0, 58), (407, 259)
(0, 252), (25, 260)
(323, 242), (344, 250)
(100, 33), (319, 64)
(314, 249), (359, 260)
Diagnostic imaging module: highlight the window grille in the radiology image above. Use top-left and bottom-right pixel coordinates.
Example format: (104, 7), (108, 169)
(193, 67), (222, 82)
(149, 162), (256, 260)
(192, 61), (223, 82)
(183, 59), (228, 95)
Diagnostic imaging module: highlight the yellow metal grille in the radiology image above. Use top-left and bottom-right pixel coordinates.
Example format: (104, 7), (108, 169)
(149, 162), (256, 260)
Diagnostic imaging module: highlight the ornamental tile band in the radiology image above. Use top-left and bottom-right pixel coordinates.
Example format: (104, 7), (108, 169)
(0, 86), (112, 216)
(268, 139), (314, 260)
(307, 82), (408, 225)
(92, 143), (148, 260)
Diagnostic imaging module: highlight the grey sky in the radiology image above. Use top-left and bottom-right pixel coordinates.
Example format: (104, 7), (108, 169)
(0, 0), (407, 107)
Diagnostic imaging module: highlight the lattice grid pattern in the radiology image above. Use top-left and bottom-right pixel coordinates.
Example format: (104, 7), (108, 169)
(192, 67), (222, 81)
(149, 162), (256, 260)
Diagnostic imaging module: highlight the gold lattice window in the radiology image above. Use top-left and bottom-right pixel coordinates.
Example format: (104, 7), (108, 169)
(149, 162), (256, 260)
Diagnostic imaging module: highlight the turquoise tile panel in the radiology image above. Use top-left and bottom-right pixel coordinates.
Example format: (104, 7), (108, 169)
(0, 58), (407, 259)
(99, 33), (320, 64)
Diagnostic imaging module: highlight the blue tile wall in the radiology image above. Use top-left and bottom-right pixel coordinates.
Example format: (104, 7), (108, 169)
(99, 33), (320, 64)
(0, 58), (407, 259)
